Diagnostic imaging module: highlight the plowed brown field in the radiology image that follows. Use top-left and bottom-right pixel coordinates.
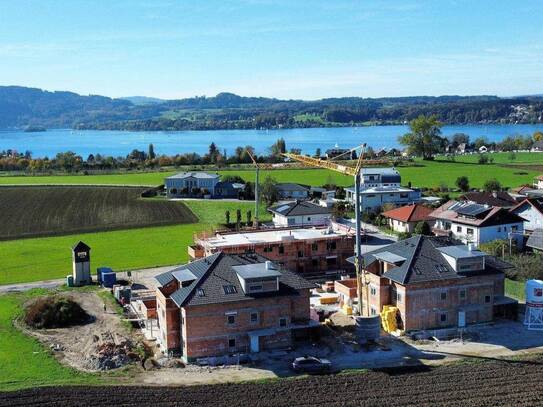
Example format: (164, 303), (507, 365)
(2, 357), (543, 407)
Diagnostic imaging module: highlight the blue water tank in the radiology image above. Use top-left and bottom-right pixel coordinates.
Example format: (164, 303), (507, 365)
(96, 267), (112, 284)
(101, 272), (117, 288)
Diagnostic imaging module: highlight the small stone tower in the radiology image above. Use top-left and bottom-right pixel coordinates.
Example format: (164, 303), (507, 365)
(72, 241), (92, 286)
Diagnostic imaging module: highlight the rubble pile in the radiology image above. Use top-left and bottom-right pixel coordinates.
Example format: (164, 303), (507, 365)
(80, 332), (140, 371)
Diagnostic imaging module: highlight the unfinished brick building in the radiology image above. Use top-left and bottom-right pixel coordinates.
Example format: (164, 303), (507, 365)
(154, 252), (315, 362)
(189, 226), (355, 280)
(338, 236), (516, 331)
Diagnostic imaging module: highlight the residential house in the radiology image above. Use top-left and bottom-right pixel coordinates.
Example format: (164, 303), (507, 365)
(430, 201), (525, 247)
(458, 191), (519, 208)
(189, 225), (355, 279)
(268, 200), (332, 227)
(154, 253), (315, 361)
(510, 198), (543, 232)
(214, 181), (245, 199)
(534, 175), (543, 190)
(382, 204), (434, 234)
(342, 236), (516, 331)
(345, 168), (421, 212)
(526, 229), (543, 252)
(275, 183), (310, 200)
(531, 141), (543, 152)
(165, 172), (220, 198)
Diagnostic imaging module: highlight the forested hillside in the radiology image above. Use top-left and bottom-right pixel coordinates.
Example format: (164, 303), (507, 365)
(1, 86), (542, 130)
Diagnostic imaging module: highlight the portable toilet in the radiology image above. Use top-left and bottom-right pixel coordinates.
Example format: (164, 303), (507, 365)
(72, 241), (92, 286)
(102, 272), (117, 288)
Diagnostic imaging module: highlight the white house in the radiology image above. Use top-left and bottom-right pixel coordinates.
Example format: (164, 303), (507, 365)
(534, 175), (543, 190)
(165, 172), (220, 197)
(268, 200), (332, 227)
(275, 183), (310, 200)
(510, 198), (543, 233)
(430, 201), (525, 248)
(345, 167), (421, 212)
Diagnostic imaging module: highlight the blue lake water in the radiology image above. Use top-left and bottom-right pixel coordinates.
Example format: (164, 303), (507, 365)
(0, 124), (542, 158)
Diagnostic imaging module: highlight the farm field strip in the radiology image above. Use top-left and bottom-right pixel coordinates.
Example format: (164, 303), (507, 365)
(2, 356), (543, 406)
(0, 186), (197, 240)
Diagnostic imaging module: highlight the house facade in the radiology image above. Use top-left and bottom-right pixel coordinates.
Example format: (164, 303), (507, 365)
(382, 203), (434, 234)
(165, 172), (220, 198)
(344, 168), (421, 212)
(430, 201), (525, 247)
(341, 236), (515, 331)
(510, 198), (543, 232)
(189, 226), (355, 279)
(268, 200), (332, 227)
(275, 183), (310, 200)
(534, 175), (543, 190)
(154, 253), (314, 361)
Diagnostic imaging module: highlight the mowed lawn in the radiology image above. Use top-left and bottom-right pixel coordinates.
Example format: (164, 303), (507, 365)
(0, 186), (197, 240)
(436, 152), (543, 164)
(183, 200), (271, 225)
(0, 223), (208, 285)
(1, 157), (540, 189)
(0, 290), (104, 391)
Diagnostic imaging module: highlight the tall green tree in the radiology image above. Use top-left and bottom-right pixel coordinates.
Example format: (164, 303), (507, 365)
(483, 178), (502, 192)
(260, 176), (279, 206)
(398, 115), (445, 160)
(455, 176), (470, 192)
(148, 143), (156, 159)
(224, 210), (230, 225)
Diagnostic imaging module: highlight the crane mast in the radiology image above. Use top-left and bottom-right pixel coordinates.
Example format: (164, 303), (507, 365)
(282, 149), (389, 316)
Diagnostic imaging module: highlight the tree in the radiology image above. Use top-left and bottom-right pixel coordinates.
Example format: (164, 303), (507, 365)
(414, 221), (431, 235)
(225, 210), (230, 225)
(534, 131), (543, 142)
(260, 176), (278, 205)
(398, 115), (445, 160)
(236, 209), (242, 229)
(148, 143), (156, 160)
(451, 133), (470, 147)
(474, 137), (489, 150)
(270, 138), (286, 156)
(246, 210), (252, 226)
(315, 148), (321, 158)
(478, 154), (489, 164)
(455, 176), (470, 192)
(208, 142), (219, 164)
(483, 178), (502, 192)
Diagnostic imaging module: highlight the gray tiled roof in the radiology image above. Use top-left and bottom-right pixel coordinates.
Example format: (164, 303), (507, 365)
(268, 201), (331, 217)
(166, 172), (220, 180)
(158, 252), (315, 308)
(275, 183), (310, 192)
(350, 235), (511, 285)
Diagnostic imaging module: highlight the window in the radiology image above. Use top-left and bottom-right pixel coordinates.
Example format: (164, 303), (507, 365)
(279, 245), (284, 254)
(440, 313), (447, 323)
(327, 241), (337, 250)
(223, 285), (238, 295)
(459, 289), (466, 300)
(512, 225), (518, 232)
(497, 226), (501, 232)
(263, 246), (273, 253)
(307, 217), (311, 221)
(485, 295), (491, 304)
(249, 284), (263, 292)
(456, 226), (462, 233)
(467, 228), (474, 235)
(312, 242), (318, 251)
(227, 314), (236, 325)
(279, 317), (288, 327)
(326, 257), (337, 266)
(440, 291), (447, 301)
(250, 312), (259, 323)
(228, 338), (236, 348)
(298, 251), (304, 258)
(396, 292), (403, 303)
(400, 193), (408, 199)
(312, 259), (318, 267)
(197, 288), (205, 297)
(370, 286), (377, 296)
(445, 222), (451, 230)
(370, 307), (377, 316)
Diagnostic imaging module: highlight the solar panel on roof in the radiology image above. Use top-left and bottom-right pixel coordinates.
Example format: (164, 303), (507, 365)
(456, 203), (489, 217)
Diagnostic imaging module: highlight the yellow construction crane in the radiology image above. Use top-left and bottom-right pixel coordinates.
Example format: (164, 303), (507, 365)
(283, 147), (390, 316)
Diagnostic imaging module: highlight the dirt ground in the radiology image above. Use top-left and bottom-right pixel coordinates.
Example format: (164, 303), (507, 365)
(22, 291), (137, 372)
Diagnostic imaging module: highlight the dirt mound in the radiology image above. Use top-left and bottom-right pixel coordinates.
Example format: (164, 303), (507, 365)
(24, 296), (90, 329)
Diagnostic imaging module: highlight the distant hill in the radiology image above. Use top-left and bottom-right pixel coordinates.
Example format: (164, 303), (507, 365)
(0, 85), (542, 130)
(120, 96), (165, 105)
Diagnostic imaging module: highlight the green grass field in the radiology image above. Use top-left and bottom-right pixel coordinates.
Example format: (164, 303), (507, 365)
(0, 156), (540, 189)
(505, 278), (526, 302)
(436, 152), (543, 164)
(183, 200), (271, 225)
(0, 223), (208, 285)
(0, 289), (104, 391)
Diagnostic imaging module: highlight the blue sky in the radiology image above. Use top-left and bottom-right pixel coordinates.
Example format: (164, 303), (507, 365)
(0, 0), (542, 99)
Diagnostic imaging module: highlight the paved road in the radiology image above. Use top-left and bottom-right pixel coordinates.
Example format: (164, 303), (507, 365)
(0, 278), (64, 294)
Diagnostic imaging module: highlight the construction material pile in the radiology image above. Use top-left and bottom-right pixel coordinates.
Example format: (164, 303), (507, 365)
(81, 331), (140, 371)
(25, 296), (90, 329)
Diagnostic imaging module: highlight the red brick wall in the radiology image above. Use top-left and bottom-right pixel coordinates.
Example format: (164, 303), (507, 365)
(181, 291), (310, 360)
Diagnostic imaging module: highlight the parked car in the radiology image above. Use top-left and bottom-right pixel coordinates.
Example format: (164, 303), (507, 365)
(292, 356), (332, 374)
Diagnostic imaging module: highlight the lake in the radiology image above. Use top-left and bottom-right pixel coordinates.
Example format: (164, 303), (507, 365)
(0, 124), (542, 158)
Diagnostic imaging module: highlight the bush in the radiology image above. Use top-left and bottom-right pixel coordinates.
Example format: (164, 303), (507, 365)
(414, 221), (431, 235)
(397, 232), (412, 240)
(504, 254), (543, 281)
(25, 296), (90, 329)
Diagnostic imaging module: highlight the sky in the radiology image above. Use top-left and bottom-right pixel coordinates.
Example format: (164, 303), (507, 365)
(0, 0), (542, 100)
